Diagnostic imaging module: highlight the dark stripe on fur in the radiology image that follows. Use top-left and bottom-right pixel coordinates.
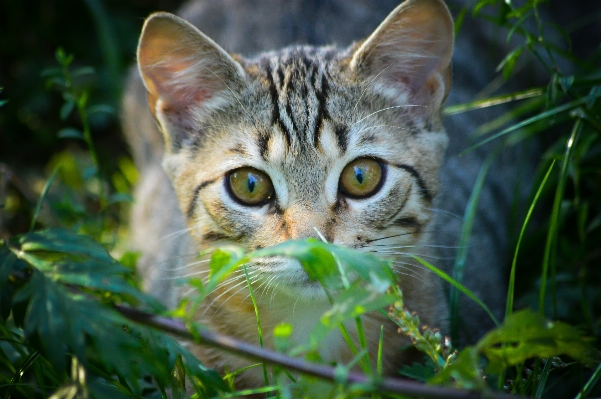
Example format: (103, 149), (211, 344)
(313, 67), (329, 147)
(264, 65), (291, 150)
(394, 164), (433, 203)
(334, 125), (348, 152)
(187, 178), (217, 219)
(275, 67), (293, 145)
(257, 132), (270, 161)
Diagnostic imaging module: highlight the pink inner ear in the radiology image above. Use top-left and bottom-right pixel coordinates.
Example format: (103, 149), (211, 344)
(147, 59), (216, 109)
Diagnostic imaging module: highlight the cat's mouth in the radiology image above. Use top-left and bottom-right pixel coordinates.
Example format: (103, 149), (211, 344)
(248, 257), (331, 301)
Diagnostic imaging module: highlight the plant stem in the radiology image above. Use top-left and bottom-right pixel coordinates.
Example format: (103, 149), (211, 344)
(114, 305), (522, 399)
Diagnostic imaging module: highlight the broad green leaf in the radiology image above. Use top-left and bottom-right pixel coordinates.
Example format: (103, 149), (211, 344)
(251, 239), (395, 291)
(21, 272), (70, 373)
(19, 228), (114, 264)
(477, 309), (598, 374)
(16, 229), (162, 309)
(252, 239), (340, 288)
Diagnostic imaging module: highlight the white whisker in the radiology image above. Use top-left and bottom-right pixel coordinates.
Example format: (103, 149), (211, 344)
(352, 104), (426, 127)
(159, 226), (196, 241)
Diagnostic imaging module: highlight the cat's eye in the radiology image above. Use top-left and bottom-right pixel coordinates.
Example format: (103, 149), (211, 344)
(228, 167), (274, 205)
(339, 158), (383, 198)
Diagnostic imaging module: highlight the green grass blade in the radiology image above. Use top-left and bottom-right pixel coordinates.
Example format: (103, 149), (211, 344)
(444, 88), (544, 115)
(534, 358), (553, 399)
(450, 151), (497, 342)
(574, 361), (601, 399)
(376, 325), (384, 377)
(242, 264), (269, 386)
(462, 95), (596, 155)
(414, 256), (499, 327)
(506, 160), (556, 317)
(29, 167), (59, 232)
(539, 118), (582, 316)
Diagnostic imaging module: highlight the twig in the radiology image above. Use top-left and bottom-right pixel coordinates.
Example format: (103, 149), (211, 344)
(115, 305), (522, 399)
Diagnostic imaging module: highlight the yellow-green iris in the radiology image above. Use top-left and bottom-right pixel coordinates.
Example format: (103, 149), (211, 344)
(339, 158), (383, 197)
(228, 167), (274, 205)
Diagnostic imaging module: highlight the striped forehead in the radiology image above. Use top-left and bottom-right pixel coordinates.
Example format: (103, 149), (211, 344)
(249, 47), (350, 158)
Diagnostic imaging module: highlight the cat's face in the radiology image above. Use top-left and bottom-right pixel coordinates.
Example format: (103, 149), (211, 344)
(137, 0), (453, 299)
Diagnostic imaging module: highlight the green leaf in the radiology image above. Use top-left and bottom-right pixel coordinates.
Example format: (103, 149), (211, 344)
(59, 100), (75, 121)
(428, 347), (486, 390)
(251, 239), (395, 291)
(107, 192), (133, 206)
(57, 128), (83, 140)
(16, 228), (162, 309)
(559, 76), (575, 92)
(477, 309), (598, 374)
(30, 167), (58, 232)
(497, 46), (524, 80)
(21, 272), (69, 373)
(87, 104), (115, 116)
(252, 239), (340, 288)
(308, 286), (395, 349)
(0, 245), (18, 321)
(19, 228), (114, 264)
(40, 67), (62, 78)
(72, 66), (96, 77)
(398, 359), (437, 382)
(55, 48), (74, 67)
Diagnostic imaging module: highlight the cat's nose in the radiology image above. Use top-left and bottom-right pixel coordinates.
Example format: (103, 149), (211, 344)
(281, 203), (331, 241)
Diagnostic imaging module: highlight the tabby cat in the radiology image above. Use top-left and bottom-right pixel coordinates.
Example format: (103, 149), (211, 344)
(123, 0), (511, 388)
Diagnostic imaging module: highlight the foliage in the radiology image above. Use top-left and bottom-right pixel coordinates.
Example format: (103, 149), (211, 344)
(1, 0), (601, 398)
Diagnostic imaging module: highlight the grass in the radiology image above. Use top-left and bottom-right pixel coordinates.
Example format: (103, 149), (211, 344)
(1, 0), (601, 398)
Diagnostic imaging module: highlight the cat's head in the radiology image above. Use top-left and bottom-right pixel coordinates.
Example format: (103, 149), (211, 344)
(136, 0), (453, 299)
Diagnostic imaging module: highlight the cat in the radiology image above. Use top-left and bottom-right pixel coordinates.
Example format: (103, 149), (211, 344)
(122, 0), (526, 388)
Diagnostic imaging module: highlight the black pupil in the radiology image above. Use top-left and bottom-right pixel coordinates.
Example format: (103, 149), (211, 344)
(354, 166), (364, 184)
(247, 174), (257, 193)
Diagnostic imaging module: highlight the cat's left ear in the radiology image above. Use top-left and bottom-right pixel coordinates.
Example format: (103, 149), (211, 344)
(137, 12), (247, 152)
(349, 0), (453, 116)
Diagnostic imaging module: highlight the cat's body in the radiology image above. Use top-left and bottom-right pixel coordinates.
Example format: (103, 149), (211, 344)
(123, 0), (525, 387)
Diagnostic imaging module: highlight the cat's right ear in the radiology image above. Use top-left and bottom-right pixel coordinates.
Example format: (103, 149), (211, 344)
(137, 12), (246, 151)
(349, 0), (453, 120)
